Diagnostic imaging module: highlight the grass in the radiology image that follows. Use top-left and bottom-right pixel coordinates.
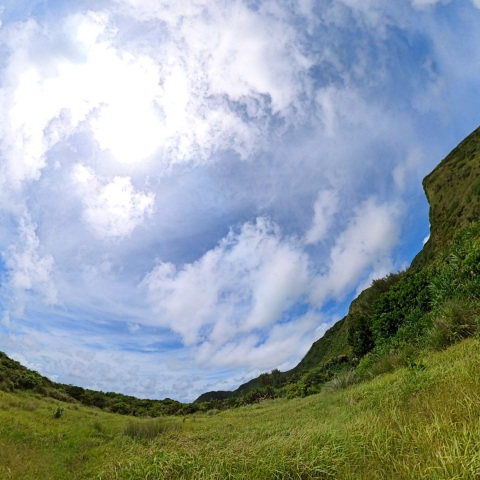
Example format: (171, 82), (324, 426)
(0, 393), (125, 479)
(3, 338), (480, 479)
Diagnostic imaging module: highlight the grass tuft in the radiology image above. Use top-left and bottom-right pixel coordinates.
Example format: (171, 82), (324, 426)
(123, 417), (180, 440)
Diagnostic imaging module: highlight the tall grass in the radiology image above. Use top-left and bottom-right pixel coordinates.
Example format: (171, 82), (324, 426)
(98, 339), (480, 479)
(1, 339), (480, 479)
(123, 417), (180, 439)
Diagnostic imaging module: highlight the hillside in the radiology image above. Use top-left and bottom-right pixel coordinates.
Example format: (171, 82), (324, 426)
(413, 125), (480, 266)
(196, 125), (480, 403)
(2, 338), (480, 478)
(0, 351), (188, 416)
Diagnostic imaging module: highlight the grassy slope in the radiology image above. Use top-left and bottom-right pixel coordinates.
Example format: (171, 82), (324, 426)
(413, 126), (480, 267)
(2, 338), (480, 479)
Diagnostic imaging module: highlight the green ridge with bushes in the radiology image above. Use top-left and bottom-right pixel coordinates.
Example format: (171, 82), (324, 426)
(196, 125), (480, 405)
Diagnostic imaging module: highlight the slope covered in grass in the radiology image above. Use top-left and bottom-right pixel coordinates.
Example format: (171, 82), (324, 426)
(1, 338), (480, 479)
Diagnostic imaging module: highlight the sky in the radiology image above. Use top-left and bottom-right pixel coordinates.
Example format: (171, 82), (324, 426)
(0, 0), (479, 403)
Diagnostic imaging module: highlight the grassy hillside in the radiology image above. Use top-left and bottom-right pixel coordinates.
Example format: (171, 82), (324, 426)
(198, 125), (480, 403)
(2, 338), (480, 479)
(0, 351), (188, 416)
(413, 125), (480, 267)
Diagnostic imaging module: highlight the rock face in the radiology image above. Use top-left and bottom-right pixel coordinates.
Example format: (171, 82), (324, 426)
(414, 127), (480, 267)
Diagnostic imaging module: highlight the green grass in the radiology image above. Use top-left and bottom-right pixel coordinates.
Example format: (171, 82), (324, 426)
(0, 393), (125, 479)
(2, 339), (480, 479)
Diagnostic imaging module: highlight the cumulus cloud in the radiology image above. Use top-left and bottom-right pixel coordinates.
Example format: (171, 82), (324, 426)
(73, 164), (155, 239)
(111, 0), (314, 158)
(142, 218), (311, 356)
(4, 215), (57, 312)
(311, 198), (400, 305)
(305, 189), (339, 245)
(196, 311), (320, 371)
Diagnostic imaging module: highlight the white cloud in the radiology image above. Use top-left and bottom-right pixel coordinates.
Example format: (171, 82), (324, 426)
(305, 189), (339, 244)
(311, 198), (400, 305)
(0, 3), (317, 187)
(73, 164), (155, 239)
(111, 0), (314, 157)
(411, 0), (450, 8)
(392, 147), (426, 191)
(4, 215), (57, 311)
(142, 218), (311, 358)
(197, 311), (320, 371)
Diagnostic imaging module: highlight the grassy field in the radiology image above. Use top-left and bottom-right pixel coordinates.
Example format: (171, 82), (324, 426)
(1, 339), (480, 479)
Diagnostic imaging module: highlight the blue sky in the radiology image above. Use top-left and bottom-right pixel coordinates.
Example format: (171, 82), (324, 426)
(0, 0), (479, 402)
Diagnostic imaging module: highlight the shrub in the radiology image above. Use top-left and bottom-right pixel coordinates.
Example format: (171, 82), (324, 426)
(347, 272), (404, 357)
(52, 406), (64, 419)
(430, 224), (480, 309)
(428, 299), (480, 349)
(323, 370), (357, 392)
(371, 269), (431, 345)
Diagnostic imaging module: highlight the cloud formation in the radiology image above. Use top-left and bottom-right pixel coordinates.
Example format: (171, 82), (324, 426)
(73, 164), (155, 238)
(0, 0), (479, 401)
(142, 218), (310, 348)
(5, 215), (58, 312)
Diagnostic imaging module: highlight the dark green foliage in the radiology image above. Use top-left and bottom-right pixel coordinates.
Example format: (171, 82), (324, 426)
(370, 269), (431, 345)
(347, 273), (403, 357)
(0, 352), (56, 394)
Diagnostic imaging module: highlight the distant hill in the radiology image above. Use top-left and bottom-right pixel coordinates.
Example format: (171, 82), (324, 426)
(195, 125), (480, 403)
(0, 350), (187, 416)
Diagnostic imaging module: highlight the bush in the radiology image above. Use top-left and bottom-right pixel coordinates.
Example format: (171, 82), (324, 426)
(428, 299), (480, 349)
(323, 370), (357, 392)
(52, 406), (64, 419)
(347, 273), (404, 358)
(430, 224), (480, 309)
(371, 270), (431, 345)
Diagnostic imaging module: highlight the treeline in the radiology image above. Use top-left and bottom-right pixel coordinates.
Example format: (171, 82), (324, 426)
(0, 352), (189, 416)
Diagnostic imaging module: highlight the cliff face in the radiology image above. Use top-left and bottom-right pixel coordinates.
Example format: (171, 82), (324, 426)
(414, 127), (480, 267)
